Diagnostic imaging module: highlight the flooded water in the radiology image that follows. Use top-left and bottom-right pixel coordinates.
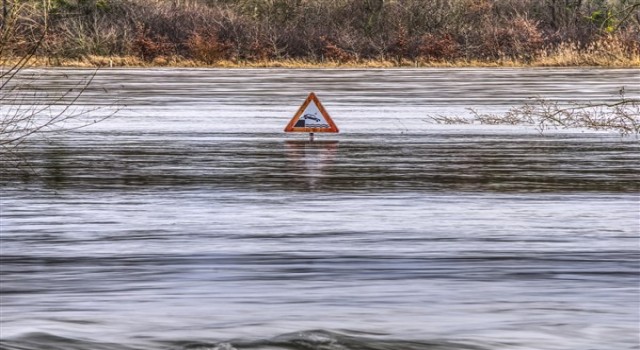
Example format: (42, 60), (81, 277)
(1, 68), (639, 350)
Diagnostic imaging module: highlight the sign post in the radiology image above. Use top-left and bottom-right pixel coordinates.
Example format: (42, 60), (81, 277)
(284, 92), (339, 141)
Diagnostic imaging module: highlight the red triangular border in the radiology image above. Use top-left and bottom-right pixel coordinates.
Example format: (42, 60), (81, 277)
(284, 92), (339, 133)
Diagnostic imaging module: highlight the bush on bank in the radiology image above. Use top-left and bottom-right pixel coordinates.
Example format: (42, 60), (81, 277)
(1, 0), (639, 66)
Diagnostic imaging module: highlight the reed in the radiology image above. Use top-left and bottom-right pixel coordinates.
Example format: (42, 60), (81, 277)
(537, 34), (640, 67)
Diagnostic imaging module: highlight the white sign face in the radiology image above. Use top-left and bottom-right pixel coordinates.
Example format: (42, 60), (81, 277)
(292, 100), (332, 129)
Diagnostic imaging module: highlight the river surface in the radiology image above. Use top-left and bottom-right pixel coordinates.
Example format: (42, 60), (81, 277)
(1, 68), (639, 350)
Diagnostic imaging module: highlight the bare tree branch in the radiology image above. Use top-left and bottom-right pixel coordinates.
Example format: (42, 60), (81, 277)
(1, 2), (119, 164)
(428, 90), (640, 136)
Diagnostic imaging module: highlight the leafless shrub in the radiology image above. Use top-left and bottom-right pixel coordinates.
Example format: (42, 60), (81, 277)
(512, 95), (640, 135)
(320, 35), (355, 62)
(495, 16), (544, 61)
(419, 33), (459, 60)
(1, 2), (119, 167)
(1, 70), (120, 154)
(430, 91), (640, 136)
(427, 115), (473, 124)
(186, 31), (231, 64)
(132, 22), (174, 60)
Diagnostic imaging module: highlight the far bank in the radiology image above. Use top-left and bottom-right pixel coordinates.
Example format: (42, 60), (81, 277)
(10, 51), (640, 69)
(3, 0), (639, 70)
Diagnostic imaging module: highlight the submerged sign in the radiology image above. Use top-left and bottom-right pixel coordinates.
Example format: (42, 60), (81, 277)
(284, 92), (339, 133)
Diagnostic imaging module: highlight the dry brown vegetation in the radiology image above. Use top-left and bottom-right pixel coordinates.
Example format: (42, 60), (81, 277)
(1, 0), (639, 67)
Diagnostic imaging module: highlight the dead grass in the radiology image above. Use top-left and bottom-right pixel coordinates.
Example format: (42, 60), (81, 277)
(536, 39), (640, 67)
(4, 47), (639, 68)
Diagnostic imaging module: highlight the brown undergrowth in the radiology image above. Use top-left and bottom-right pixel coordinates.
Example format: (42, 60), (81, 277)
(2, 0), (639, 68)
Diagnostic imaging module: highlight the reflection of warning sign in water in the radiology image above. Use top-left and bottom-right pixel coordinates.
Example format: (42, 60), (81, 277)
(285, 140), (339, 190)
(284, 92), (339, 133)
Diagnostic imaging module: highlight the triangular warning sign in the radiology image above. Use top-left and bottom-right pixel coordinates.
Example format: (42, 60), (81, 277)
(284, 92), (339, 133)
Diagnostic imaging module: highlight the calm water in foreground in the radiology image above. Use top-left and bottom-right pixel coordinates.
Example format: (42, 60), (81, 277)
(1, 68), (639, 350)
